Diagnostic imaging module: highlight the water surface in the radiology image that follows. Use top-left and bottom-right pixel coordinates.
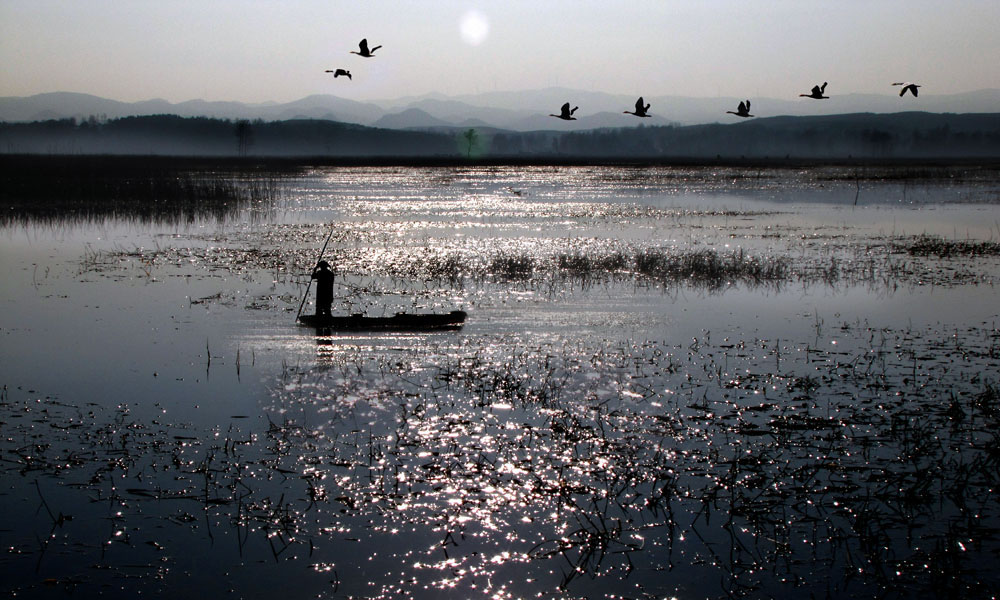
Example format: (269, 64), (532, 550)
(2, 165), (999, 599)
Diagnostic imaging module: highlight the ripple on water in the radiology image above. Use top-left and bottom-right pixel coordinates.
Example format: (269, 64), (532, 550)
(2, 164), (1000, 598)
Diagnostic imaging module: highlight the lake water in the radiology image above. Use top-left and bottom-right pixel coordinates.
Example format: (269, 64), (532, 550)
(2, 165), (1000, 599)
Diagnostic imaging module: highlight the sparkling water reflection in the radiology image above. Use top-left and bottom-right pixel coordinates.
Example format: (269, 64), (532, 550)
(1, 164), (999, 598)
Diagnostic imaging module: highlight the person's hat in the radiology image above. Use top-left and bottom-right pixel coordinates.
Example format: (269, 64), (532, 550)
(317, 260), (330, 268)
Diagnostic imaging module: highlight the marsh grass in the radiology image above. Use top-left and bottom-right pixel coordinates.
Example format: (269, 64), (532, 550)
(488, 252), (536, 280)
(84, 231), (994, 303)
(814, 164), (1000, 183)
(556, 250), (630, 276)
(904, 234), (1000, 258)
(0, 155), (291, 226)
(634, 247), (790, 286)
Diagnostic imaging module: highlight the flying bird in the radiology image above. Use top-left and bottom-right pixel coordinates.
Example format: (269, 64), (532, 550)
(624, 97), (651, 117)
(892, 82), (921, 97)
(350, 38), (381, 57)
(800, 82), (829, 99)
(550, 102), (579, 120)
(726, 100), (754, 118)
(325, 69), (352, 79)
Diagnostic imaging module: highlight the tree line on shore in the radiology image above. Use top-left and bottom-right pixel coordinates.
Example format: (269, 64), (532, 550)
(2, 112), (999, 158)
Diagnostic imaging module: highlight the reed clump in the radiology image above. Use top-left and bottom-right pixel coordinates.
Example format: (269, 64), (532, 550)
(634, 247), (790, 286)
(489, 252), (536, 280)
(423, 252), (467, 284)
(485, 247), (788, 288)
(556, 251), (630, 277)
(0, 155), (289, 226)
(904, 234), (1000, 258)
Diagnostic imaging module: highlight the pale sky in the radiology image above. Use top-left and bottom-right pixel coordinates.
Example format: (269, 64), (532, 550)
(2, 0), (998, 103)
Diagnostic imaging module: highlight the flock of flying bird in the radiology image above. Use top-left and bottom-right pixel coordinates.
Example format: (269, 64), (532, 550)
(324, 38), (383, 80)
(327, 39), (922, 123)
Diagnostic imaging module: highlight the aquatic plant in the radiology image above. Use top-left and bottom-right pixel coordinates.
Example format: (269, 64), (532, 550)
(488, 252), (536, 280)
(556, 251), (630, 279)
(0, 155), (291, 226)
(634, 247), (790, 287)
(6, 321), (1000, 598)
(904, 234), (1000, 258)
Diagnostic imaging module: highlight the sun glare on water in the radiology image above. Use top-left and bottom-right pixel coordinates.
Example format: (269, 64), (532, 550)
(459, 10), (489, 46)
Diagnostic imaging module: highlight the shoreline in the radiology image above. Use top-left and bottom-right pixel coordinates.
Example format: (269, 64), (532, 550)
(3, 152), (1000, 171)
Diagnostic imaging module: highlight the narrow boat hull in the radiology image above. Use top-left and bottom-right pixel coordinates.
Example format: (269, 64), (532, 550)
(297, 310), (467, 331)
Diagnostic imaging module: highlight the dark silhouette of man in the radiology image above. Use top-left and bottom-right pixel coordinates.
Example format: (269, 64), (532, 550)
(311, 260), (335, 317)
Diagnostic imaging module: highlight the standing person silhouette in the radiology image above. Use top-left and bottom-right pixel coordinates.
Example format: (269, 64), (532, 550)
(311, 260), (335, 317)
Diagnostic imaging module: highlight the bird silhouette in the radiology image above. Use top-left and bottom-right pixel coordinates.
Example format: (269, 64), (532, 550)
(325, 69), (352, 79)
(800, 82), (829, 99)
(624, 97), (651, 117)
(892, 82), (921, 97)
(726, 100), (754, 118)
(350, 38), (381, 57)
(549, 102), (579, 120)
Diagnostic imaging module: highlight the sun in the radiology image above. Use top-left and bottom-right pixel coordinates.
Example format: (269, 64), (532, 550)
(459, 10), (489, 46)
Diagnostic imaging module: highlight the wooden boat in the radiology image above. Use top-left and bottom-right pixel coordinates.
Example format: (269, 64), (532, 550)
(297, 310), (467, 331)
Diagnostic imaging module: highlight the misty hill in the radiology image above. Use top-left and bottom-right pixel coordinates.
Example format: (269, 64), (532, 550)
(373, 108), (452, 129)
(1, 111), (998, 159)
(519, 112), (1000, 159)
(4, 88), (999, 131)
(440, 87), (1000, 127)
(0, 92), (385, 126)
(266, 95), (384, 123)
(367, 86), (1000, 128)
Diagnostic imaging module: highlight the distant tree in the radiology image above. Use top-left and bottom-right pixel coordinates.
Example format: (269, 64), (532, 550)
(462, 128), (478, 158)
(234, 119), (253, 156)
(863, 128), (893, 156)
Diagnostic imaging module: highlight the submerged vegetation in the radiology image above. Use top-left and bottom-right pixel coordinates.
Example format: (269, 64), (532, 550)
(4, 321), (1000, 598)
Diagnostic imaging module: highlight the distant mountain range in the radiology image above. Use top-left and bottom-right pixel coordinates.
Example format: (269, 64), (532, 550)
(3, 88), (999, 131)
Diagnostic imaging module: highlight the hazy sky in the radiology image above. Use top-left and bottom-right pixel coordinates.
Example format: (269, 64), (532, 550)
(2, 1), (998, 103)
